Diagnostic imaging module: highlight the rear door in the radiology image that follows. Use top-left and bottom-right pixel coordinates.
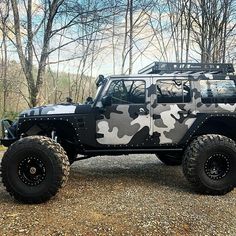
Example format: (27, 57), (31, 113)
(152, 76), (196, 145)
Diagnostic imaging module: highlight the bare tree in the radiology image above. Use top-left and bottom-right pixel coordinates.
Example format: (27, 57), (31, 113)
(0, 0), (10, 113)
(190, 0), (236, 63)
(9, 0), (117, 107)
(121, 0), (130, 74)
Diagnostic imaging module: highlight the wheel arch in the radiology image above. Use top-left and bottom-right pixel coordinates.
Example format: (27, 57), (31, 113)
(16, 119), (79, 156)
(180, 115), (236, 147)
(17, 119), (77, 139)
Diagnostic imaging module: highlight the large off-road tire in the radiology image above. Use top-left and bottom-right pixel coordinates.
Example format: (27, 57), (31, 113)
(1, 136), (70, 203)
(183, 134), (236, 195)
(157, 154), (182, 166)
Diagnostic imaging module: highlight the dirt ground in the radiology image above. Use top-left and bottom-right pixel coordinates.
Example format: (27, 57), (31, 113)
(0, 153), (235, 236)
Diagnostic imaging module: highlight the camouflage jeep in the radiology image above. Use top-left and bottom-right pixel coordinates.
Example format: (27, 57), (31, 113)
(1, 62), (236, 203)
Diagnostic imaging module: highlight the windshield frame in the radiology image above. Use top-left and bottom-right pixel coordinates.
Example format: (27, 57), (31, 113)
(93, 77), (108, 107)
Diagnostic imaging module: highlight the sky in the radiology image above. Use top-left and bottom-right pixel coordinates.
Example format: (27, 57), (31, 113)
(2, 0), (236, 79)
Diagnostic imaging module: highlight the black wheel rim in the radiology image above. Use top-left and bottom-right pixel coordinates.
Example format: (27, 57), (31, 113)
(18, 156), (46, 186)
(204, 153), (230, 180)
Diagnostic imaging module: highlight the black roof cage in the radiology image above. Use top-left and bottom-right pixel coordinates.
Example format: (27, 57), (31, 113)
(138, 62), (235, 75)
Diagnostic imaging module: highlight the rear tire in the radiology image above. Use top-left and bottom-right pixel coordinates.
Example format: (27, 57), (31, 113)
(157, 154), (182, 166)
(1, 136), (70, 203)
(183, 134), (236, 195)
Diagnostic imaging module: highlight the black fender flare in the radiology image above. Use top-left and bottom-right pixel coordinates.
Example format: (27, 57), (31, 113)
(179, 113), (236, 146)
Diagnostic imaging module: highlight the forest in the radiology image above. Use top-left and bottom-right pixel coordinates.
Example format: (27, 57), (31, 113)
(0, 0), (235, 118)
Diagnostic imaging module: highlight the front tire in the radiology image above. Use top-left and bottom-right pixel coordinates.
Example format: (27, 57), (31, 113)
(183, 134), (236, 195)
(1, 136), (70, 203)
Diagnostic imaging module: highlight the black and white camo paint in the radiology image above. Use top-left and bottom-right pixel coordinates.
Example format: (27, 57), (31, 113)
(20, 104), (77, 117)
(96, 74), (236, 145)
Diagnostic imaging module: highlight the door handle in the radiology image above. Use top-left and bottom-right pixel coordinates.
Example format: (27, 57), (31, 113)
(178, 110), (191, 115)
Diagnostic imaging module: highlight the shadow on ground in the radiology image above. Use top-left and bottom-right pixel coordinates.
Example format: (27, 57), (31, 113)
(70, 154), (193, 194)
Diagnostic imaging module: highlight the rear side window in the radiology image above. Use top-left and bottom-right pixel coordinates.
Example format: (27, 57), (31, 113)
(200, 80), (236, 103)
(107, 80), (145, 104)
(156, 80), (191, 103)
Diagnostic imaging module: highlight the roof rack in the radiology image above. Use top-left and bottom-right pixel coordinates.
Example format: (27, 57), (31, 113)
(138, 62), (235, 75)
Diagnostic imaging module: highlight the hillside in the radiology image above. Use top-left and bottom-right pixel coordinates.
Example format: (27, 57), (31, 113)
(0, 61), (96, 119)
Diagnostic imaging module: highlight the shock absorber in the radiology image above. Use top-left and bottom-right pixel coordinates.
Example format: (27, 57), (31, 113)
(51, 130), (58, 142)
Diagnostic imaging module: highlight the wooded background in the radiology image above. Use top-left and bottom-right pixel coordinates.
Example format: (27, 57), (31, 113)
(0, 0), (235, 118)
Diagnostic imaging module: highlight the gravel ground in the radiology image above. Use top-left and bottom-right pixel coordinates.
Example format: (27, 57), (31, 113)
(0, 152), (235, 236)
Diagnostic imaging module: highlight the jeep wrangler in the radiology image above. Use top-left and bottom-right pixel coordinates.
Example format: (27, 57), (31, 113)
(1, 62), (236, 203)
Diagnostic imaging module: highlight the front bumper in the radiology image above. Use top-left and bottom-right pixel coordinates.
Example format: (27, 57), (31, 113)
(0, 119), (17, 147)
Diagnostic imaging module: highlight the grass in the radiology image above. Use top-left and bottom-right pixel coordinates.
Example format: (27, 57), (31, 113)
(0, 145), (6, 151)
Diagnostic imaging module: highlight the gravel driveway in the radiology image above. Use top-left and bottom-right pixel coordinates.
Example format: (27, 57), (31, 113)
(0, 153), (235, 235)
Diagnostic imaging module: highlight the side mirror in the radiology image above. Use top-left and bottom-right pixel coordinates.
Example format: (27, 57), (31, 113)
(85, 96), (93, 104)
(66, 97), (73, 103)
(101, 95), (112, 107)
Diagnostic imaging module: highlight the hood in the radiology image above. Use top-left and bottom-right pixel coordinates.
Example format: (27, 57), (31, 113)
(20, 104), (77, 117)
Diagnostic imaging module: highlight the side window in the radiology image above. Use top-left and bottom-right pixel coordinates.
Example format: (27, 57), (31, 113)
(156, 79), (191, 103)
(200, 80), (236, 103)
(107, 80), (145, 104)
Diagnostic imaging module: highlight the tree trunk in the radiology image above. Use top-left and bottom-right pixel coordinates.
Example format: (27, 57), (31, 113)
(121, 0), (129, 74)
(129, 0), (133, 74)
(1, 5), (9, 113)
(11, 0), (37, 107)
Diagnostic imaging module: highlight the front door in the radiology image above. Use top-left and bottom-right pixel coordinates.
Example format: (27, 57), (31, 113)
(96, 78), (151, 146)
(152, 76), (196, 145)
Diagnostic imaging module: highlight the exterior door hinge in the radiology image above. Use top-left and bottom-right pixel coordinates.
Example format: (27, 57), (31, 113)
(96, 133), (104, 138)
